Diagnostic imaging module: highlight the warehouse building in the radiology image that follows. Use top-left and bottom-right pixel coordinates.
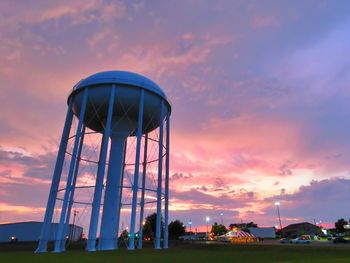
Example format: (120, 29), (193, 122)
(0, 221), (83, 243)
(248, 227), (276, 238)
(280, 222), (321, 238)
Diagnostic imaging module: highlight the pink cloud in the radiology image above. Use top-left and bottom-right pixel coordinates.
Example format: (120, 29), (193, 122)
(251, 16), (279, 28)
(1, 0), (350, 231)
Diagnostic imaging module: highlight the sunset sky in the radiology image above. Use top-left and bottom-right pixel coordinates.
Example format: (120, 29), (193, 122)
(1, 0), (350, 232)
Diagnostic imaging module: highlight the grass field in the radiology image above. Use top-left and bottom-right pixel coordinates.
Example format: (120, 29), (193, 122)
(1, 243), (350, 263)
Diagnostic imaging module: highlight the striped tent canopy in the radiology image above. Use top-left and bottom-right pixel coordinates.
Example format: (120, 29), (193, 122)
(226, 230), (256, 238)
(218, 230), (257, 242)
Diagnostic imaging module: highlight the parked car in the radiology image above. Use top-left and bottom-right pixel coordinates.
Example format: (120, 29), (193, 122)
(291, 237), (311, 244)
(280, 238), (292, 244)
(333, 237), (350, 244)
(217, 235), (230, 242)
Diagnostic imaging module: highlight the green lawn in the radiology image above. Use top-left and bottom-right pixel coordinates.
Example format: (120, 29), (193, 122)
(1, 244), (350, 263)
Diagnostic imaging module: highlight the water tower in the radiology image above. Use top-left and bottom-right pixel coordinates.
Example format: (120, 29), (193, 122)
(35, 71), (171, 253)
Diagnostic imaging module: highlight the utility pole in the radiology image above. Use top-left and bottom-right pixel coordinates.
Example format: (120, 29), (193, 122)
(274, 202), (282, 229)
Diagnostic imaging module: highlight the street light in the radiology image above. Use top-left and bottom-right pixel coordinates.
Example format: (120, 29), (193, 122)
(206, 216), (210, 240)
(220, 212), (224, 225)
(188, 220), (192, 241)
(274, 201), (282, 230)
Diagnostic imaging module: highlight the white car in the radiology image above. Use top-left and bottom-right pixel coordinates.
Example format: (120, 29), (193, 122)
(291, 238), (311, 244)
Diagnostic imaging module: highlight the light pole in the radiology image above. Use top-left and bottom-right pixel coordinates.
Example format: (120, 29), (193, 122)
(188, 220), (193, 241)
(70, 209), (78, 241)
(206, 216), (210, 240)
(274, 201), (282, 230)
(220, 213), (223, 225)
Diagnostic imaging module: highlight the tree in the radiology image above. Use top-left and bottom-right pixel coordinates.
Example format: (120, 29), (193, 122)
(335, 218), (348, 234)
(143, 213), (163, 241)
(211, 222), (227, 236)
(117, 229), (129, 247)
(168, 220), (186, 240)
(120, 229), (129, 239)
(229, 222), (258, 232)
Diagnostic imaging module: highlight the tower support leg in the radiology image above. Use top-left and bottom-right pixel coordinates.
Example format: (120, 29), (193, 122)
(54, 89), (88, 253)
(164, 113), (170, 249)
(86, 85), (116, 251)
(155, 101), (165, 249)
(138, 134), (148, 249)
(129, 89), (145, 250)
(62, 125), (86, 250)
(35, 99), (74, 253)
